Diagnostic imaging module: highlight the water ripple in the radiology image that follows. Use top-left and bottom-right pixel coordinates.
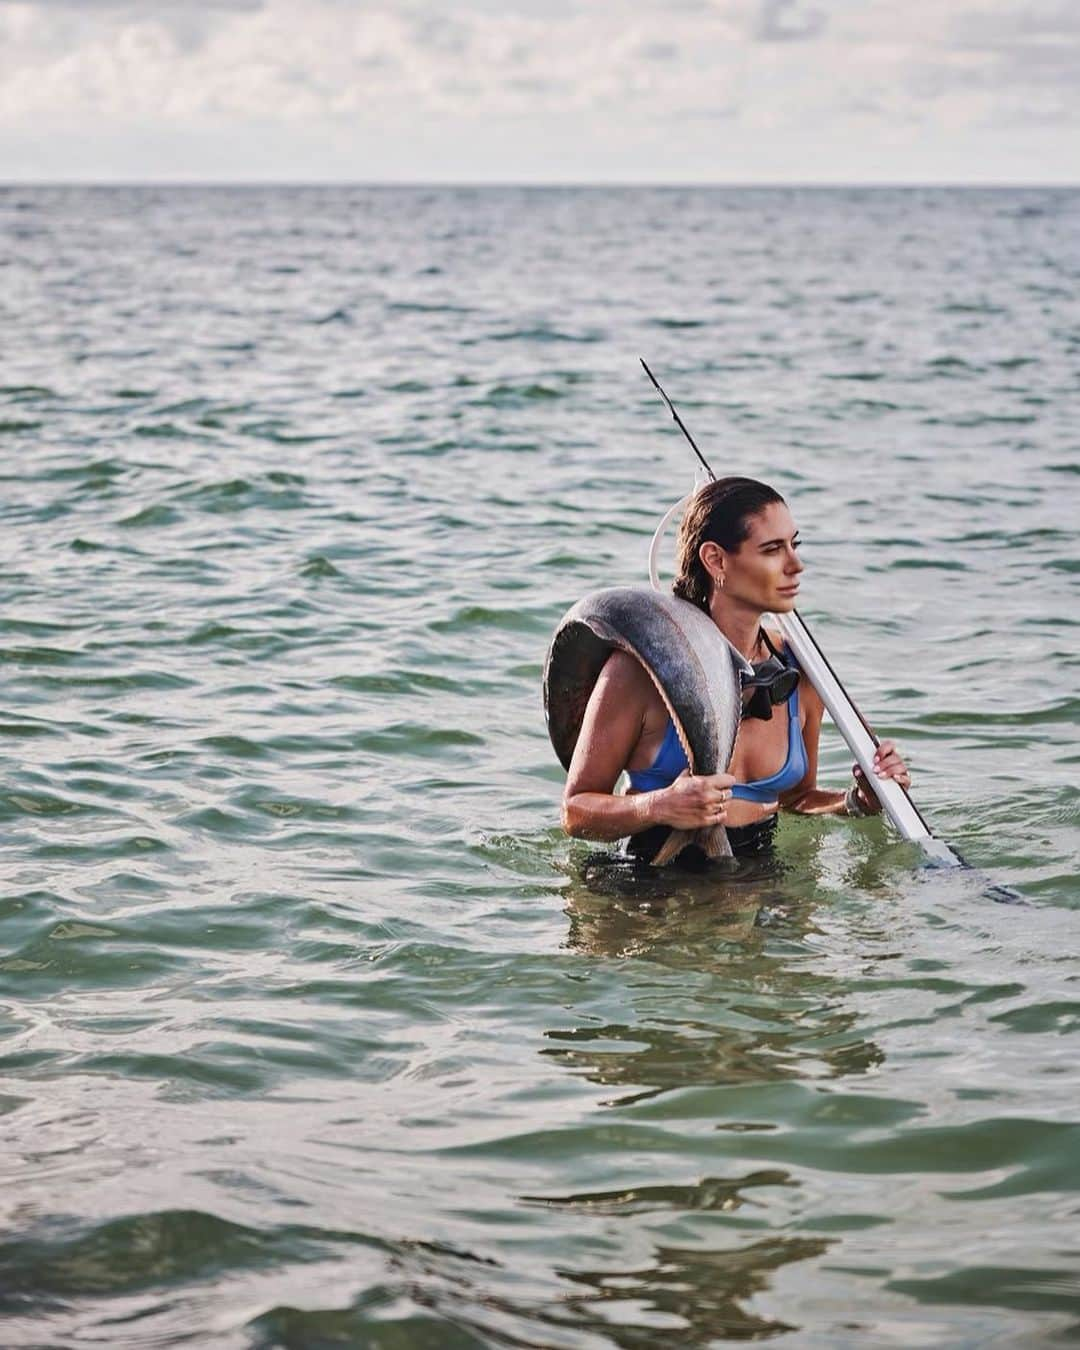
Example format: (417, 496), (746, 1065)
(1, 184), (1078, 1349)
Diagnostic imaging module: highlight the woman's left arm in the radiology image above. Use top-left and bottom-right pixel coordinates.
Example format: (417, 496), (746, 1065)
(779, 680), (910, 817)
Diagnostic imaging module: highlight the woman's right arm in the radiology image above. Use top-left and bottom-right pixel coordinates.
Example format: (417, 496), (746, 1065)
(560, 652), (737, 841)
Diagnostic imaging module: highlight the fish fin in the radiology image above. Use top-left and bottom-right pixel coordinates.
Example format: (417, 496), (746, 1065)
(651, 828), (693, 866)
(697, 824), (733, 858)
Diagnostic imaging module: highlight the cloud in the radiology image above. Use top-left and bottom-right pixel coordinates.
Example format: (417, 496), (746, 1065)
(0, 0), (753, 123)
(0, 0), (1077, 178)
(949, 1), (1080, 46)
(755, 0), (826, 43)
(945, 2), (1080, 94)
(823, 0), (1080, 131)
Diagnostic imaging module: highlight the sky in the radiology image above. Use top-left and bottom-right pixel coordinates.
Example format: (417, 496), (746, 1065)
(1, 0), (1078, 183)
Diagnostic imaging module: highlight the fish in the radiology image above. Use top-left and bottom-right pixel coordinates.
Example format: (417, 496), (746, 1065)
(543, 587), (752, 864)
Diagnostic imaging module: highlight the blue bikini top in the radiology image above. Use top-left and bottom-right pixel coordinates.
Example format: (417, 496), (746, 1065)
(626, 671), (807, 805)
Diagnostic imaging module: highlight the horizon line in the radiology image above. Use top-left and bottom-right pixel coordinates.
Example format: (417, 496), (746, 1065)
(2, 178), (1080, 191)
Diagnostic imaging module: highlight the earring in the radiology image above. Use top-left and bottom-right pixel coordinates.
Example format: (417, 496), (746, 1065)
(717, 574), (725, 590)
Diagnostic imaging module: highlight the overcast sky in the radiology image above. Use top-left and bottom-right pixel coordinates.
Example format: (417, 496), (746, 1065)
(2, 0), (1078, 183)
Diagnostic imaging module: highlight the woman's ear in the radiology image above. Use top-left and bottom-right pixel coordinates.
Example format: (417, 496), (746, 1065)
(699, 540), (725, 580)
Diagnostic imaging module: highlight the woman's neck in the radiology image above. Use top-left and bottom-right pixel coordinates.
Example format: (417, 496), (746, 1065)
(708, 595), (764, 661)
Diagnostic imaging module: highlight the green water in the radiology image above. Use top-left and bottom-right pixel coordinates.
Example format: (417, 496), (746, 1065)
(1, 185), (1078, 1347)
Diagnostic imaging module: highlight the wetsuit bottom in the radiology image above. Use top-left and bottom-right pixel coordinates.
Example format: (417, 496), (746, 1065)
(623, 814), (778, 869)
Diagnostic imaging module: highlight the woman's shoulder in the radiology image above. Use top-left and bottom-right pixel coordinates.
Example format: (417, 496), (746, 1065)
(593, 650), (668, 726)
(596, 648), (655, 698)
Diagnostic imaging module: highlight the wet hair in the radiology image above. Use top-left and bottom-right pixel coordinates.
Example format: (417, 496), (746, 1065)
(672, 476), (785, 611)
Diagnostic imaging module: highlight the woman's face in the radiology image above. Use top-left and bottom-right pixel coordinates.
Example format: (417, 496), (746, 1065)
(722, 501), (804, 612)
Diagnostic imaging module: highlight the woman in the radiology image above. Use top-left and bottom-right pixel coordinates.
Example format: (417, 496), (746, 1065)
(561, 477), (910, 862)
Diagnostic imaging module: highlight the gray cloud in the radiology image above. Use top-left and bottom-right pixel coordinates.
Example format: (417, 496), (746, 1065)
(944, 3), (1080, 93)
(636, 40), (681, 61)
(948, 2), (1080, 45)
(755, 0), (827, 42)
(0, 0), (1077, 180)
(5, 0), (260, 8)
(409, 13), (471, 57)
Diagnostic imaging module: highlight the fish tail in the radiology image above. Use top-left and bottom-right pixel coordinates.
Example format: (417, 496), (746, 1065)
(697, 824), (733, 858)
(651, 828), (694, 866)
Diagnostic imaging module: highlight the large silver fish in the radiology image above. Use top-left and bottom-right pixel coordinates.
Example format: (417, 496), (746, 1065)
(544, 587), (752, 864)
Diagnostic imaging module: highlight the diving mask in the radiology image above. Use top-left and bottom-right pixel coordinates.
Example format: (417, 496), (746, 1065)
(741, 630), (800, 721)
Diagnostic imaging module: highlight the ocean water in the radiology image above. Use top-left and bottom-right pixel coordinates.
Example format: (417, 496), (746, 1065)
(0, 184), (1078, 1347)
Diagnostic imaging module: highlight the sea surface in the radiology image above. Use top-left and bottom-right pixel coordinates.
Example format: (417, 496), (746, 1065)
(1, 185), (1078, 1348)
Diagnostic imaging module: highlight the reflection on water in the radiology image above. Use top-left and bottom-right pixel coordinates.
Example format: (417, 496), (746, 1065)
(490, 852), (884, 1341)
(554, 851), (885, 1107)
(240, 1225), (833, 1347)
(522, 1169), (796, 1217)
(555, 1234), (833, 1345)
(541, 1011), (883, 1109)
(563, 847), (800, 958)
(562, 822), (922, 957)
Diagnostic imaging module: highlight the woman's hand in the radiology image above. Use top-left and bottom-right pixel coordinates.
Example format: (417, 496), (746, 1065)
(654, 771), (777, 830)
(851, 739), (910, 815)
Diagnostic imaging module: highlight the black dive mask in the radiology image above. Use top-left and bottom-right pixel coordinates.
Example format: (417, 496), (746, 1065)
(740, 630), (800, 721)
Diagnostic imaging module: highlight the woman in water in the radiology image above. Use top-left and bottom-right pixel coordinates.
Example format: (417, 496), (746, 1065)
(561, 477), (911, 861)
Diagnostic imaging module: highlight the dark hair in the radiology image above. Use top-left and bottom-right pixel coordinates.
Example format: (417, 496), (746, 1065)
(672, 476), (785, 611)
